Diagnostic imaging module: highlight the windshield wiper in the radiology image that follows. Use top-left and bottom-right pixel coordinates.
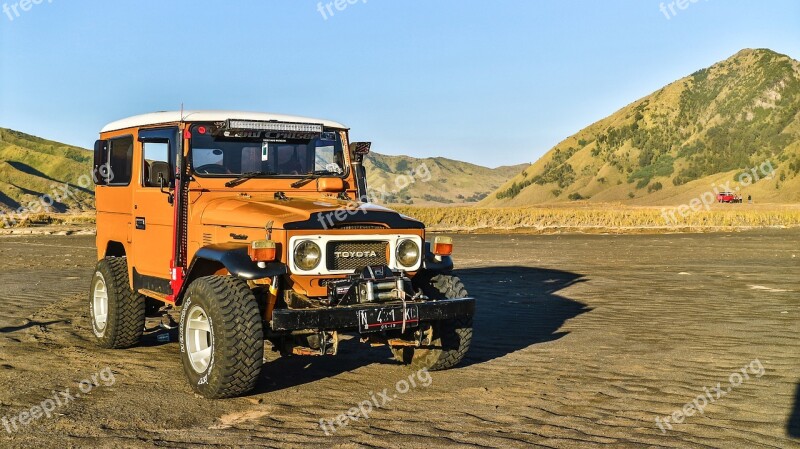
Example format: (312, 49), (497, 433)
(225, 171), (277, 188)
(290, 170), (338, 188)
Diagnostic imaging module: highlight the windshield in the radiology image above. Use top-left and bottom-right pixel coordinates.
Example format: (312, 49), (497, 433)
(190, 124), (346, 177)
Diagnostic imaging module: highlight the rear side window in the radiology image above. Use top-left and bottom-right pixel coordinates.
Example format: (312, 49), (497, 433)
(108, 136), (133, 185)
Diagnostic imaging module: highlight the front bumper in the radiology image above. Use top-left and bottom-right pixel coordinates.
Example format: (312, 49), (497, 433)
(271, 297), (476, 332)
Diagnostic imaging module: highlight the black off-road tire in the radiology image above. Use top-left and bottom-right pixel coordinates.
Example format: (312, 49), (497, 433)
(392, 274), (473, 371)
(179, 276), (264, 399)
(89, 257), (146, 349)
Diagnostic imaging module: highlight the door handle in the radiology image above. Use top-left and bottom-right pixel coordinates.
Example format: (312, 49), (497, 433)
(135, 217), (146, 230)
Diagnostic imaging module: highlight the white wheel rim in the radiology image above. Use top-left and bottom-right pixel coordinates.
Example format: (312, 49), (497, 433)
(185, 305), (213, 373)
(92, 274), (109, 332)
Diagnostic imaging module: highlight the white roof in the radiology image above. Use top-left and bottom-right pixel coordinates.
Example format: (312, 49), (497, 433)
(100, 110), (348, 133)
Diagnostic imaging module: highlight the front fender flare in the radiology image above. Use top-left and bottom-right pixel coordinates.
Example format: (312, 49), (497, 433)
(176, 243), (288, 304)
(192, 243), (288, 280)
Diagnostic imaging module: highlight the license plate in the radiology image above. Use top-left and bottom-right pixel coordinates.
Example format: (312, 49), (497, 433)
(357, 305), (419, 333)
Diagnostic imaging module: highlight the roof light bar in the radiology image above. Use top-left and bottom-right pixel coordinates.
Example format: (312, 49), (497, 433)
(226, 120), (323, 133)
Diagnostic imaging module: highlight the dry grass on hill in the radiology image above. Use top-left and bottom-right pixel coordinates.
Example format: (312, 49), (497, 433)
(396, 204), (800, 233)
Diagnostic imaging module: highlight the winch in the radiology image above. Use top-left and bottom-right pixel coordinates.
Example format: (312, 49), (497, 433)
(326, 265), (415, 305)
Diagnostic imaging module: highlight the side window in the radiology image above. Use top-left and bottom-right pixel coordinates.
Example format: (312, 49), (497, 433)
(108, 136), (134, 186)
(143, 142), (171, 187)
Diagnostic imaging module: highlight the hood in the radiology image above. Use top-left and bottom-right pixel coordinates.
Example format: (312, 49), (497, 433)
(200, 196), (424, 230)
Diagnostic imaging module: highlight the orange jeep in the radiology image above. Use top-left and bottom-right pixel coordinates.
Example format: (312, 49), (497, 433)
(89, 111), (475, 398)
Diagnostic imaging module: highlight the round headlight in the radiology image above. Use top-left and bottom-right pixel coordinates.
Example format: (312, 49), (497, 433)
(396, 239), (420, 268)
(294, 240), (321, 271)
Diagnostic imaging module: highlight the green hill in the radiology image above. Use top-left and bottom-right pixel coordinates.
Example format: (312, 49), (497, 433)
(364, 153), (528, 205)
(483, 49), (800, 206)
(0, 128), (94, 214)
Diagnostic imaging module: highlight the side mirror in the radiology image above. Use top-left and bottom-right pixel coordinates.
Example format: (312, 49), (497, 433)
(350, 142), (372, 156)
(149, 161), (174, 204)
(349, 143), (371, 200)
(93, 140), (109, 185)
(159, 175), (174, 205)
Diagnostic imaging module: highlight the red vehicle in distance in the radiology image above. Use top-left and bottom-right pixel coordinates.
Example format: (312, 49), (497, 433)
(717, 192), (743, 203)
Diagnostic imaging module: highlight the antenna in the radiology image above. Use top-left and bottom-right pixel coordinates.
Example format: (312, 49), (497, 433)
(180, 102), (185, 122)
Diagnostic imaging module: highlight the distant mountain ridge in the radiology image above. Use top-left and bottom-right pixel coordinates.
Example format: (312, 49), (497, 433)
(364, 153), (528, 205)
(483, 48), (800, 206)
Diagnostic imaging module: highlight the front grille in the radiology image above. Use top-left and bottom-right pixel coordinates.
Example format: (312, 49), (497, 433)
(333, 224), (387, 230)
(327, 241), (388, 271)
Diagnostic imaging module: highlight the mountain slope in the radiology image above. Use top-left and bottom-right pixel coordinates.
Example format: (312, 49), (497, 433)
(483, 49), (800, 206)
(0, 128), (94, 213)
(364, 153), (527, 205)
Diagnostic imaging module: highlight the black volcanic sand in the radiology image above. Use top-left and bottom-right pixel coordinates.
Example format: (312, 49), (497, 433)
(0, 231), (797, 448)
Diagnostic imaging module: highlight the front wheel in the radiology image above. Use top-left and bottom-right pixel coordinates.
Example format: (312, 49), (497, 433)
(392, 274), (473, 370)
(179, 276), (264, 399)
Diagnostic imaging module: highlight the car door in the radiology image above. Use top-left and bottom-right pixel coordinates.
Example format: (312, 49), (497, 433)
(132, 128), (178, 290)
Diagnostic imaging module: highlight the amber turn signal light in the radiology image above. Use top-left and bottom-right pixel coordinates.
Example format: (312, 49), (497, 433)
(433, 236), (453, 256)
(249, 240), (277, 262)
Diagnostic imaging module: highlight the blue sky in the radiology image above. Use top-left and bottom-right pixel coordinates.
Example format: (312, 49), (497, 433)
(1, 0), (798, 167)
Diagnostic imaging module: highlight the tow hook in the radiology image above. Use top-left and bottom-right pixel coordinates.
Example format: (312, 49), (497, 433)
(289, 331), (339, 356)
(377, 324), (434, 349)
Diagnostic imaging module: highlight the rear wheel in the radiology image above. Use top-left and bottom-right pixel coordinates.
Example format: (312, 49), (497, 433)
(179, 276), (264, 399)
(89, 257), (146, 349)
(392, 274), (473, 370)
